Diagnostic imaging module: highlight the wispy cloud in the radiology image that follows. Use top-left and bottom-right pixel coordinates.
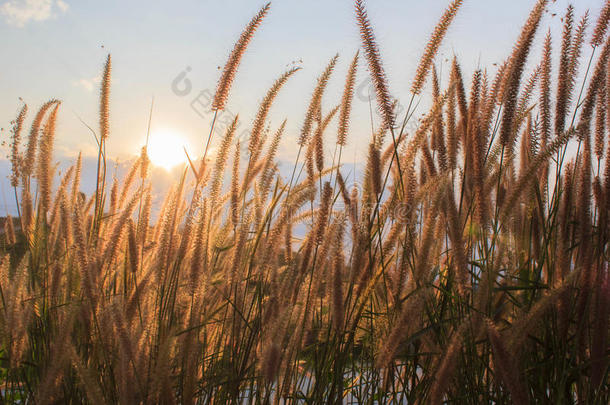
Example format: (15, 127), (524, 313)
(0, 0), (69, 27)
(73, 75), (100, 92)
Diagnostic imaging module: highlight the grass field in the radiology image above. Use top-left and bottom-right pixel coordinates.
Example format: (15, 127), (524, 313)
(1, 0), (609, 403)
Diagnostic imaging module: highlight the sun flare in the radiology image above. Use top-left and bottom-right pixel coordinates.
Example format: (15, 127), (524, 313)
(146, 130), (190, 170)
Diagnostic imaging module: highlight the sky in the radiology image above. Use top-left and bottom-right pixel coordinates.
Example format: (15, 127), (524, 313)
(0, 0), (604, 214)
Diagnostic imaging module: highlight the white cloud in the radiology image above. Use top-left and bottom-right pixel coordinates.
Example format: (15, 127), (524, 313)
(0, 0), (69, 27)
(56, 142), (98, 159)
(74, 76), (100, 92)
(56, 0), (67, 12)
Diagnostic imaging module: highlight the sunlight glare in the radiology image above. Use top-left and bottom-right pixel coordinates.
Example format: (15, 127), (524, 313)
(146, 129), (190, 170)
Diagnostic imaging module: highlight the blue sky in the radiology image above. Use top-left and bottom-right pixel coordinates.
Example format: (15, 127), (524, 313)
(0, 0), (604, 214)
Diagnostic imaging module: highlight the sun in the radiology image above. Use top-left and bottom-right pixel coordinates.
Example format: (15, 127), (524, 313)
(146, 129), (191, 170)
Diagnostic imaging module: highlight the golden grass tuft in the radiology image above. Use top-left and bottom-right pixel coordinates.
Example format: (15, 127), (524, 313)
(411, 0), (463, 95)
(212, 2), (271, 111)
(355, 0), (395, 129)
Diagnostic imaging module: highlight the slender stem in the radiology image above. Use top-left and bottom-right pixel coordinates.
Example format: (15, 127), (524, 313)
(203, 110), (219, 162)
